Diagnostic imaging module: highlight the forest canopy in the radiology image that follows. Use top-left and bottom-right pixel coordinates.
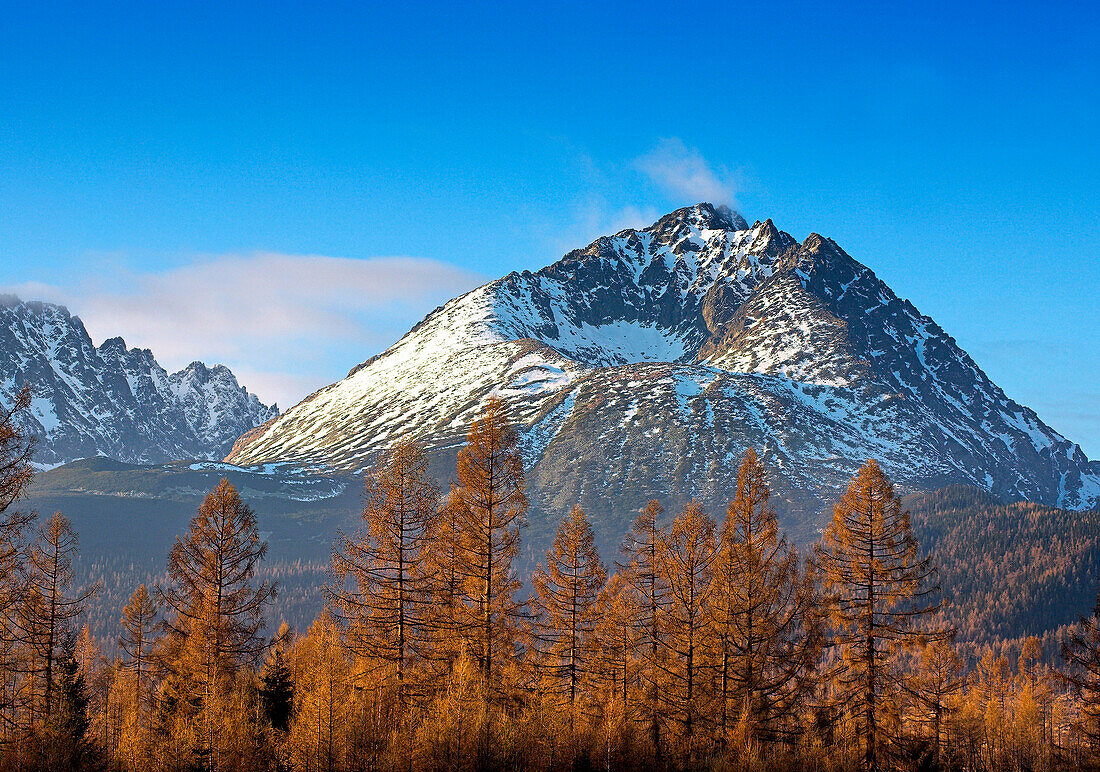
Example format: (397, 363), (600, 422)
(0, 394), (1097, 771)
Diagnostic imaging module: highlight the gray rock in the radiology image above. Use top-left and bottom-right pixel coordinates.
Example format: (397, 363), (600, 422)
(0, 298), (278, 466)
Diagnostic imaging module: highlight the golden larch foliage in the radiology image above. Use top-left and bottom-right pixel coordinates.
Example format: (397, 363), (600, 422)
(813, 459), (947, 771)
(531, 504), (607, 722)
(658, 499), (717, 766)
(616, 499), (669, 760)
(328, 438), (438, 708)
(709, 447), (821, 752)
(445, 396), (527, 686)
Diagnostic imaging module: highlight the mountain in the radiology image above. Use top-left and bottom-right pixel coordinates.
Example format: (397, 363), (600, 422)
(226, 204), (1100, 542)
(0, 295), (278, 467)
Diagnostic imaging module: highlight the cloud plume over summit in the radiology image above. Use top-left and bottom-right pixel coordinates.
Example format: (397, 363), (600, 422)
(635, 138), (741, 207)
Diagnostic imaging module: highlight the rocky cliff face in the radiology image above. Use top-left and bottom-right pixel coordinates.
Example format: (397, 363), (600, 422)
(225, 204), (1099, 543)
(0, 296), (277, 467)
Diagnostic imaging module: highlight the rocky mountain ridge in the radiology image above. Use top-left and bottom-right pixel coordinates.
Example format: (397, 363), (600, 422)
(0, 295), (277, 467)
(210, 202), (1095, 537)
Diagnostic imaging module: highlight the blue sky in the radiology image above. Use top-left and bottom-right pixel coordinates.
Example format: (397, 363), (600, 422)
(1, 1), (1097, 456)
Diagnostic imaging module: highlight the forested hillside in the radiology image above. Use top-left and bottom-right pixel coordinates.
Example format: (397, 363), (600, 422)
(3, 390), (1100, 770)
(908, 485), (1100, 658)
(23, 457), (349, 648)
(40, 469), (1100, 661)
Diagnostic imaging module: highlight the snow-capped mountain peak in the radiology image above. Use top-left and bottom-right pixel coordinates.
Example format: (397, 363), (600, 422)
(0, 297), (277, 466)
(222, 204), (1099, 539)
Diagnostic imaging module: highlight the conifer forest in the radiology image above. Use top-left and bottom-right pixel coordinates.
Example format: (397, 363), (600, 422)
(0, 389), (1098, 772)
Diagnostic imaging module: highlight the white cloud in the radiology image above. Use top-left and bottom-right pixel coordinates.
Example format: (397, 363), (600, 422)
(635, 138), (740, 206)
(532, 140), (744, 265)
(5, 253), (486, 409)
(548, 196), (661, 256)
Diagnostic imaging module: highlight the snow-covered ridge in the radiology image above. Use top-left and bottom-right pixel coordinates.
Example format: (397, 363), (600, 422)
(0, 297), (278, 466)
(226, 203), (1100, 524)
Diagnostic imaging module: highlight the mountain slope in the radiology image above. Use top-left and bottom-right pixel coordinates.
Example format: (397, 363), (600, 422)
(226, 204), (1099, 540)
(0, 296), (278, 466)
(907, 486), (1100, 653)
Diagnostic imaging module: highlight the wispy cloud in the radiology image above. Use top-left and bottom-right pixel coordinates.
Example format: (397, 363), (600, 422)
(5, 253), (486, 409)
(546, 196), (661, 256)
(542, 140), (742, 258)
(635, 138), (741, 206)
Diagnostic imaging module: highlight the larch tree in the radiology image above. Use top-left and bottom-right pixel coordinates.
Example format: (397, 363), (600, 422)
(1062, 581), (1100, 762)
(73, 623), (99, 683)
(0, 386), (34, 525)
(709, 448), (820, 750)
(812, 459), (946, 771)
(590, 572), (639, 726)
(21, 511), (98, 721)
(0, 387), (35, 728)
(441, 396), (528, 771)
(531, 504), (607, 732)
(424, 483), (464, 669)
(158, 478), (275, 770)
(117, 585), (161, 772)
(328, 438), (439, 710)
(906, 638), (965, 767)
(616, 499), (668, 760)
(447, 396), (527, 687)
(161, 478), (276, 675)
(968, 650), (1012, 769)
(658, 500), (717, 766)
(287, 612), (354, 772)
(118, 584), (158, 715)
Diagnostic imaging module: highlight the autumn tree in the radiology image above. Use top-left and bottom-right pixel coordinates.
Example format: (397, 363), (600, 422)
(447, 397), (528, 687)
(0, 387), (35, 729)
(328, 438), (439, 709)
(1011, 637), (1058, 771)
(119, 584), (158, 715)
(21, 511), (98, 721)
(287, 612), (355, 772)
(158, 478), (275, 769)
(616, 499), (668, 760)
(114, 587), (162, 772)
(531, 504), (607, 735)
(1062, 581), (1100, 763)
(433, 396), (529, 770)
(0, 387), (33, 536)
(813, 459), (946, 771)
(161, 478), (276, 673)
(658, 500), (717, 766)
(423, 484), (465, 672)
(709, 448), (820, 752)
(589, 571), (645, 769)
(967, 649), (1013, 769)
(906, 639), (965, 767)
